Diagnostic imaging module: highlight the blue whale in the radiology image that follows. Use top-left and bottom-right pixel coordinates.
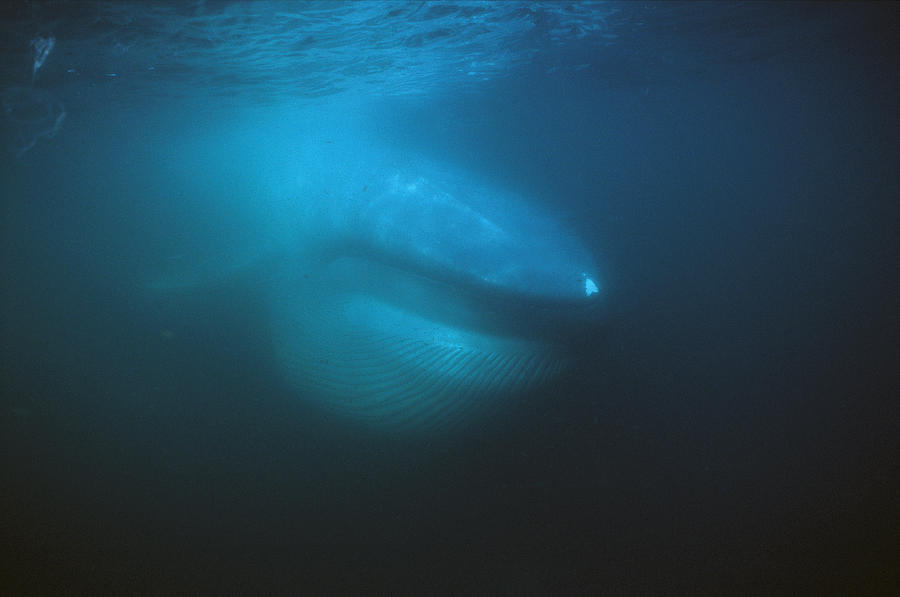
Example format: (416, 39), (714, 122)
(150, 137), (603, 432)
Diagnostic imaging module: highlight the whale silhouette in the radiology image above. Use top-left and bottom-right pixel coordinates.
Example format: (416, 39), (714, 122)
(149, 136), (603, 432)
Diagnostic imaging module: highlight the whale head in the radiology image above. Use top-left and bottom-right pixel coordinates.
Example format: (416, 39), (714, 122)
(265, 150), (603, 432)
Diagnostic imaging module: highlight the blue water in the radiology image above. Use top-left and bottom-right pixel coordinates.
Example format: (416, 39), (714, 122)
(1, 2), (897, 594)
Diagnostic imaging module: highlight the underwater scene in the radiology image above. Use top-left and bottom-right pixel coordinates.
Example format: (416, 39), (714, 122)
(1, 2), (897, 594)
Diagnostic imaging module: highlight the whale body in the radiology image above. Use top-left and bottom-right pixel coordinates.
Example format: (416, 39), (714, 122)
(151, 137), (603, 432)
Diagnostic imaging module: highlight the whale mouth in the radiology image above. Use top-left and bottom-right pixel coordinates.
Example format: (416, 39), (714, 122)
(268, 250), (598, 432)
(317, 250), (603, 345)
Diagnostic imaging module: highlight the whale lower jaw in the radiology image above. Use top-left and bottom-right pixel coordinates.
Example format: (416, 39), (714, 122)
(270, 282), (569, 433)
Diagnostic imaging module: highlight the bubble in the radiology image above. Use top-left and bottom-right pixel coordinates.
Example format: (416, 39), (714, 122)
(31, 36), (55, 84)
(1, 86), (67, 157)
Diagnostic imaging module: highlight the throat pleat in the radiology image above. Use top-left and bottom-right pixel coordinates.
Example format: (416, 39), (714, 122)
(270, 272), (570, 432)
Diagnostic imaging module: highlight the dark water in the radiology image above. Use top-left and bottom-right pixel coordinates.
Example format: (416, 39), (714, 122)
(1, 2), (897, 594)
